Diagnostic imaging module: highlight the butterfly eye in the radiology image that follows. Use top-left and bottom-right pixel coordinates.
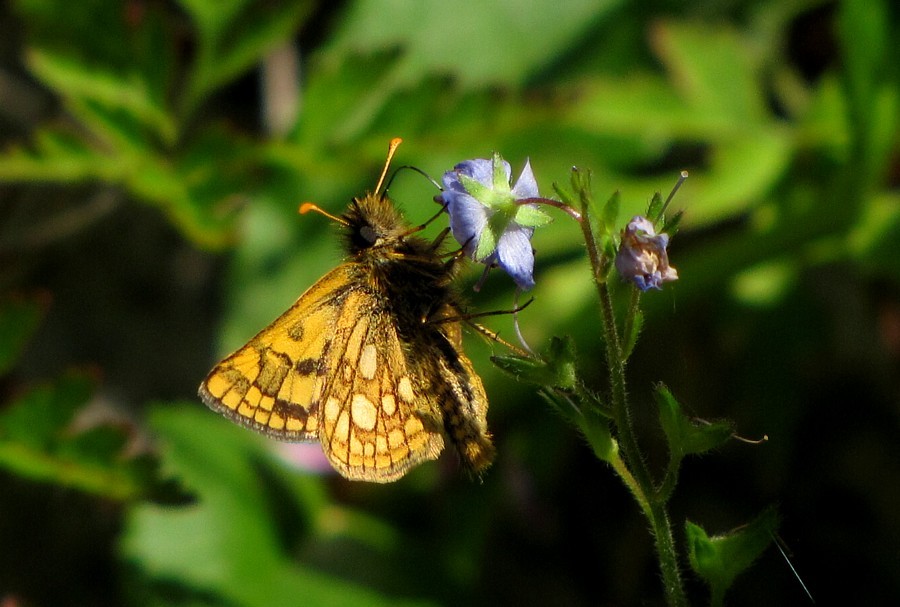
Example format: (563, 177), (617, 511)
(360, 225), (378, 244)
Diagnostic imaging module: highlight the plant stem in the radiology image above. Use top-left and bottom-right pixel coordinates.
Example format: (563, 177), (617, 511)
(579, 209), (652, 492)
(598, 281), (688, 607)
(595, 281), (652, 489)
(579, 201), (688, 607)
(649, 500), (689, 607)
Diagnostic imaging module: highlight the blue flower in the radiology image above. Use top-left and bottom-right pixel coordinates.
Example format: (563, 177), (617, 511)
(439, 153), (550, 290)
(615, 216), (678, 291)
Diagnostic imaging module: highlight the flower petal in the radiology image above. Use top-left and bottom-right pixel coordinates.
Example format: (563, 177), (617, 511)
(455, 158), (508, 188)
(496, 224), (536, 290)
(447, 193), (488, 257)
(615, 215), (678, 291)
(440, 154), (544, 291)
(511, 159), (539, 199)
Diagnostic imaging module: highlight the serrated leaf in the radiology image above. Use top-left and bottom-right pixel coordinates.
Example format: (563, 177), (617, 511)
(686, 507), (779, 606)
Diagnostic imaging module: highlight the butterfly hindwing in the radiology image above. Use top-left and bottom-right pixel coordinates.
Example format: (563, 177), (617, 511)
(315, 285), (445, 482)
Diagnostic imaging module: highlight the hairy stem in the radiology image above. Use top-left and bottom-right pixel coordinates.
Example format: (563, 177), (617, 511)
(580, 199), (687, 607)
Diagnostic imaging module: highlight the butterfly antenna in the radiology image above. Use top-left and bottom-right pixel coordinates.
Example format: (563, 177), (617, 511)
(375, 137), (403, 196)
(298, 202), (349, 226)
(386, 164), (443, 192)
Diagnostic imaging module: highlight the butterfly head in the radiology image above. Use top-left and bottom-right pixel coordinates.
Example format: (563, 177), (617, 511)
(341, 192), (410, 253)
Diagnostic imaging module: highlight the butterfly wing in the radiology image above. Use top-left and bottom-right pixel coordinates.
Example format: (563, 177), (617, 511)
(425, 306), (494, 476)
(199, 263), (449, 482)
(199, 265), (354, 440)
(316, 287), (446, 482)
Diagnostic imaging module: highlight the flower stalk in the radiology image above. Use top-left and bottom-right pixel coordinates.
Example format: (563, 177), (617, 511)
(465, 156), (771, 606)
(578, 177), (687, 607)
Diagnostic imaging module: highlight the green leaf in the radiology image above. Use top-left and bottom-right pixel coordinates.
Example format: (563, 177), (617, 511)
(26, 47), (176, 144)
(0, 372), (93, 447)
(181, 0), (315, 116)
(578, 407), (617, 464)
(663, 209), (684, 237)
(323, 0), (621, 89)
(654, 384), (733, 458)
(601, 190), (620, 234)
(0, 126), (115, 182)
(686, 507), (779, 606)
(646, 191), (664, 223)
(0, 293), (48, 375)
(493, 337), (618, 462)
(552, 181), (575, 206)
(123, 404), (415, 607)
(621, 308), (643, 361)
(651, 20), (766, 122)
(492, 336), (578, 391)
(491, 354), (553, 385)
(0, 373), (187, 502)
(577, 171), (605, 237)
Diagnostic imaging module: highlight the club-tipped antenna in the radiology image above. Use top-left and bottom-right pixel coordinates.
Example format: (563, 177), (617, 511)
(298, 138), (402, 224)
(298, 202), (349, 225)
(375, 137), (403, 196)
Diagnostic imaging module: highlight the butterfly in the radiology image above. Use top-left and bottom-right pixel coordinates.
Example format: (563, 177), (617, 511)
(199, 138), (494, 482)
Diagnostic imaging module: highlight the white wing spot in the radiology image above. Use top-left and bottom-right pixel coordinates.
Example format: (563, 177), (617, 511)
(359, 344), (377, 380)
(324, 397), (341, 422)
(381, 393), (397, 416)
(335, 410), (350, 438)
(398, 376), (415, 403)
(351, 393), (377, 431)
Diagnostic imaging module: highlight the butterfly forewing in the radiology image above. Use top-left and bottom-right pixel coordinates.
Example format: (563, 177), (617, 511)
(199, 265), (354, 440)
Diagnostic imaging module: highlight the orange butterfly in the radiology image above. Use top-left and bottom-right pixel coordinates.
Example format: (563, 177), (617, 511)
(199, 139), (493, 482)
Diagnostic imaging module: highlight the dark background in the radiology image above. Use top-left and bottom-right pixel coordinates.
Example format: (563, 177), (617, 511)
(2, 1), (899, 605)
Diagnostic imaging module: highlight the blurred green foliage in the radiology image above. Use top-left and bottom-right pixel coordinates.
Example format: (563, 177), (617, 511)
(1, 0), (899, 605)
